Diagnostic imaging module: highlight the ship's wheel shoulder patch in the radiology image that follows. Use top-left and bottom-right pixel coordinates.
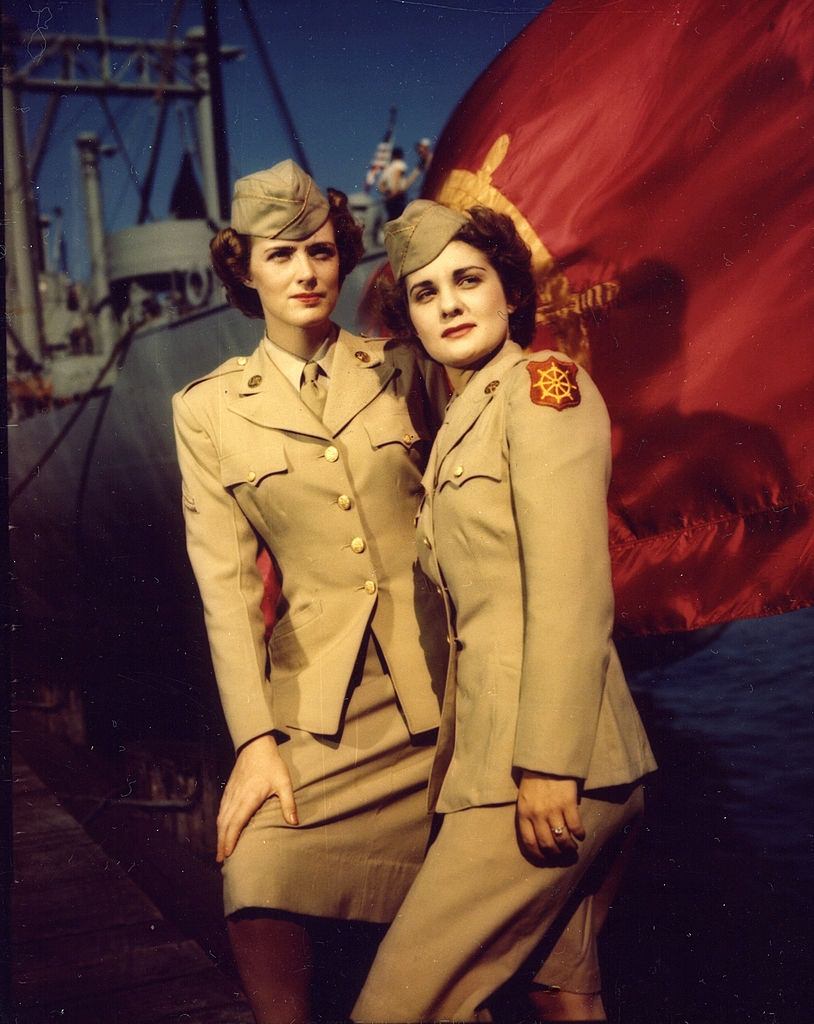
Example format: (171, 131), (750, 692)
(525, 357), (581, 411)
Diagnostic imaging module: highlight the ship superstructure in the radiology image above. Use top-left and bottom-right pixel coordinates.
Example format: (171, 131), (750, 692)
(5, 2), (386, 750)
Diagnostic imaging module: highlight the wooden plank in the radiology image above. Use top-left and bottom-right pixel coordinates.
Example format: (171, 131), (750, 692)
(11, 754), (254, 1024)
(14, 792), (91, 835)
(13, 834), (126, 884)
(13, 756), (163, 939)
(12, 761), (50, 795)
(11, 826), (87, 852)
(14, 923), (223, 1007)
(13, 873), (160, 938)
(13, 726), (237, 977)
(14, 968), (255, 1024)
(152, 1008), (257, 1024)
(13, 917), (180, 969)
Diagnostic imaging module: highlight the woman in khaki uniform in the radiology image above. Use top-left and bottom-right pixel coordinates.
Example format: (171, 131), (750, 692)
(172, 163), (447, 1024)
(352, 201), (657, 1023)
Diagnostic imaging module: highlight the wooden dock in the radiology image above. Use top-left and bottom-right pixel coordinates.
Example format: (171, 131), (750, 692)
(11, 752), (255, 1024)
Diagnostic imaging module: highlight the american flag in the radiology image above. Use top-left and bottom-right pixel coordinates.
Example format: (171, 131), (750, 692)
(364, 106), (397, 192)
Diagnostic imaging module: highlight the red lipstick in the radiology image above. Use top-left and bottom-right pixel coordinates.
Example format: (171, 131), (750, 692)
(442, 322), (476, 338)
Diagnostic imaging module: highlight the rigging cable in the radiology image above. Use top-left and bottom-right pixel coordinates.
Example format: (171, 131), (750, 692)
(5, 320), (43, 373)
(237, 0), (312, 176)
(8, 311), (154, 508)
(65, 53), (145, 203)
(73, 385), (113, 575)
(138, 0), (188, 223)
(30, 94), (62, 181)
(98, 94), (145, 200)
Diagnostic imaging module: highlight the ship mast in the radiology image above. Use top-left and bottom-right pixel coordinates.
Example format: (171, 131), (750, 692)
(202, 0), (231, 221)
(76, 133), (118, 355)
(3, 28), (47, 361)
(2, 2), (242, 357)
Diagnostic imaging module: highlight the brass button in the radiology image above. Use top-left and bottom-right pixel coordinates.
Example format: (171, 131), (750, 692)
(364, 579), (377, 595)
(484, 380), (500, 394)
(337, 494), (352, 511)
(324, 446), (339, 463)
(247, 470), (257, 483)
(355, 350), (371, 363)
(350, 536), (366, 554)
(248, 374), (262, 388)
(403, 432), (416, 444)
(453, 465), (464, 478)
(237, 356), (248, 367)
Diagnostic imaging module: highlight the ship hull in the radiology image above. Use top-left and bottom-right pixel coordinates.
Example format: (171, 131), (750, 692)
(9, 260), (384, 746)
(9, 304), (262, 745)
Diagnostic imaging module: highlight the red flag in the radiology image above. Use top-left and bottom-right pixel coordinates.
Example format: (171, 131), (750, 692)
(425, 0), (814, 635)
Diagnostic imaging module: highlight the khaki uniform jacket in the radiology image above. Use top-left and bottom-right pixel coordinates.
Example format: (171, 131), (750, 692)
(417, 342), (656, 813)
(173, 328), (448, 752)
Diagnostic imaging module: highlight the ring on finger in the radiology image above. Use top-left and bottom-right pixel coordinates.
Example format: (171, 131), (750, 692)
(552, 825), (565, 837)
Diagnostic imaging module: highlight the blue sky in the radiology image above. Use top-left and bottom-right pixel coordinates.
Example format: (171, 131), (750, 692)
(6, 0), (547, 277)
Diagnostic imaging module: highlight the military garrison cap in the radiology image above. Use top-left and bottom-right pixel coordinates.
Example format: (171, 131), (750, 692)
(231, 159), (330, 239)
(384, 200), (468, 280)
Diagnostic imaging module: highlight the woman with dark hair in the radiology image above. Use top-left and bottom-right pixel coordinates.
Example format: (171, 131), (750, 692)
(353, 200), (656, 1023)
(173, 164), (446, 1024)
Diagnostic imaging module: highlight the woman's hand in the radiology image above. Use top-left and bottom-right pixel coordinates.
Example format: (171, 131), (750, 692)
(516, 770), (585, 861)
(216, 734), (298, 863)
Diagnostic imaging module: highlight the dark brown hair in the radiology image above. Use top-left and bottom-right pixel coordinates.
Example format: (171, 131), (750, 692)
(210, 188), (364, 319)
(372, 205), (537, 348)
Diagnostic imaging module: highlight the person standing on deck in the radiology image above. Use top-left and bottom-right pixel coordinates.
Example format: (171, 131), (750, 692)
(378, 146), (409, 219)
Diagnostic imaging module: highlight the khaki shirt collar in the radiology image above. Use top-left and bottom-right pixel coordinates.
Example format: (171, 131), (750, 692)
(262, 331), (336, 392)
(228, 329), (393, 439)
(322, 331), (392, 435)
(433, 340), (526, 467)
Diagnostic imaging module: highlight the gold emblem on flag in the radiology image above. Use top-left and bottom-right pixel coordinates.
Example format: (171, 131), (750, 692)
(435, 135), (618, 370)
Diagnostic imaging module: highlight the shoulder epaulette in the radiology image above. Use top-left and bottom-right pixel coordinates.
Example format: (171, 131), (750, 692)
(181, 355), (249, 395)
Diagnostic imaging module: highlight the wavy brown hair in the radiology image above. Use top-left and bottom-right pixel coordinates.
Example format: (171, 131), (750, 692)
(372, 205), (537, 348)
(210, 188), (364, 319)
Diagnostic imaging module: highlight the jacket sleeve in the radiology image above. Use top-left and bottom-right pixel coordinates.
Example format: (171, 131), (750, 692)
(172, 388), (275, 751)
(506, 362), (614, 779)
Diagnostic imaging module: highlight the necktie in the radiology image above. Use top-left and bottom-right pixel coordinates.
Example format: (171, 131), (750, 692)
(300, 360), (327, 419)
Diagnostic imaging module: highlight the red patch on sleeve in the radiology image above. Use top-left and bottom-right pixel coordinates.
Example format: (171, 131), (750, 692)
(526, 357), (581, 410)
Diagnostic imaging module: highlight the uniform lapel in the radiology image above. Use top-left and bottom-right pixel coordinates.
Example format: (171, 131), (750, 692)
(322, 330), (396, 437)
(420, 440), (441, 503)
(225, 341), (331, 439)
(433, 341), (526, 469)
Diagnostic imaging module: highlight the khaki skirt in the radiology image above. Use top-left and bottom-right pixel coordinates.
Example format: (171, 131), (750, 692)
(222, 633), (436, 923)
(353, 783), (644, 1022)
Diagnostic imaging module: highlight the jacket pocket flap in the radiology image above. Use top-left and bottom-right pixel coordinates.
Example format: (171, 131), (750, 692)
(270, 599), (323, 643)
(364, 415), (429, 449)
(437, 450), (503, 489)
(219, 443), (288, 487)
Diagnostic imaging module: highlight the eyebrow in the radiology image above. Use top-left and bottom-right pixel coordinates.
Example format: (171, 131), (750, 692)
(260, 240), (337, 256)
(408, 278), (433, 297)
(408, 264), (487, 297)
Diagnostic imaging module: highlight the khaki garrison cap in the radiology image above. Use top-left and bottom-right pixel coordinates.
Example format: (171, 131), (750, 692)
(384, 200), (469, 280)
(231, 159), (330, 239)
